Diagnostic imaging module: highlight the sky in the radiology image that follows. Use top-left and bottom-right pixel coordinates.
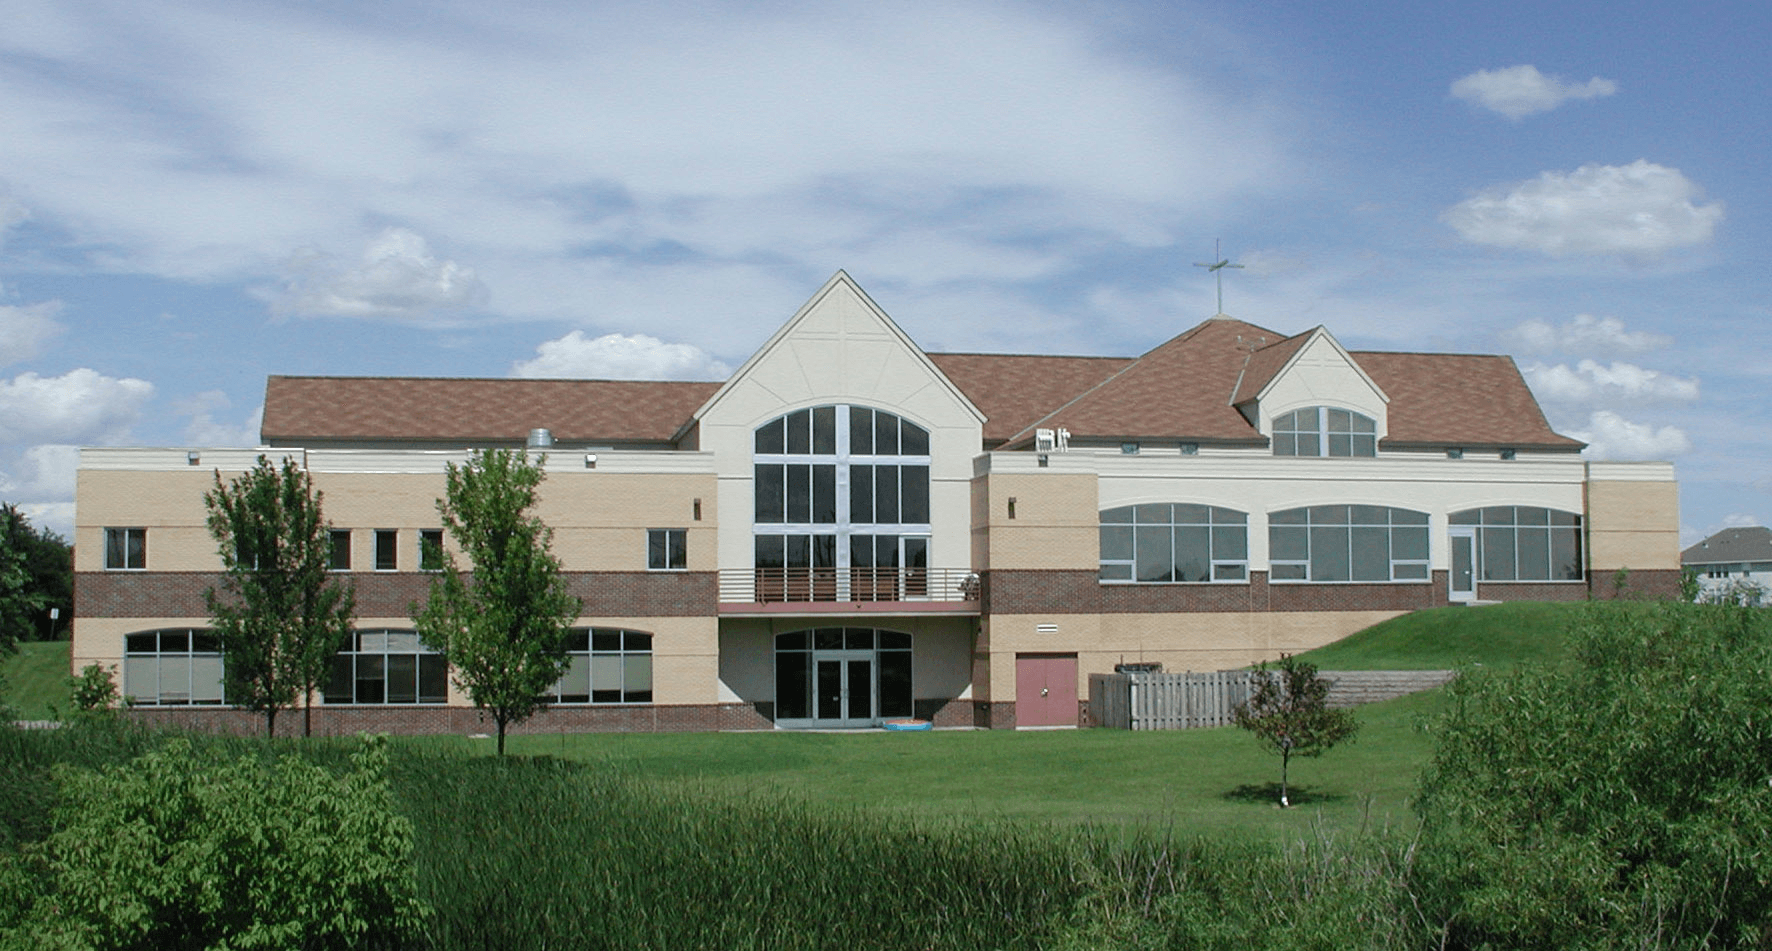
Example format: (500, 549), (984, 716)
(0, 0), (1765, 545)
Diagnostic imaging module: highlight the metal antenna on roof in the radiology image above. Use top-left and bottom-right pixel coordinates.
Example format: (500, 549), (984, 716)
(1193, 239), (1244, 316)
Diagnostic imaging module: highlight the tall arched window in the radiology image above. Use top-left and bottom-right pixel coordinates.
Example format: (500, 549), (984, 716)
(1450, 507), (1583, 581)
(753, 406), (930, 600)
(1269, 505), (1429, 582)
(1273, 407), (1377, 457)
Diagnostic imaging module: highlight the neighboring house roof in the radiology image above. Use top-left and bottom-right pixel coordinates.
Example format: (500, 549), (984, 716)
(261, 376), (719, 445)
(1353, 353), (1584, 451)
(926, 353), (1132, 444)
(1682, 526), (1772, 566)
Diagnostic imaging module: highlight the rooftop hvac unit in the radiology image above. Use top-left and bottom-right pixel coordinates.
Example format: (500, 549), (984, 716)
(1056, 427), (1071, 451)
(1035, 428), (1056, 452)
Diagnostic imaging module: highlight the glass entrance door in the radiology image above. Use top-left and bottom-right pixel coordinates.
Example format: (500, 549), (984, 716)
(1449, 527), (1476, 602)
(814, 654), (875, 724)
(775, 628), (914, 729)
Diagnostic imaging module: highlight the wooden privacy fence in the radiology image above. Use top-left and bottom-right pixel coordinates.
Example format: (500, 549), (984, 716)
(1088, 669), (1456, 730)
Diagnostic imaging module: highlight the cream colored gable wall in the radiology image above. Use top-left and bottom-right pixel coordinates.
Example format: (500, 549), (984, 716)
(698, 275), (985, 575)
(1256, 332), (1387, 435)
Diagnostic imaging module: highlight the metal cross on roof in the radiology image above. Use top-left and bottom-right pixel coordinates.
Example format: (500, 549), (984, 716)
(1193, 239), (1244, 316)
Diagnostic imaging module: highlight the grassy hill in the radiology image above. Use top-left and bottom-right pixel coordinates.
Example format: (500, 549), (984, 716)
(1292, 601), (1588, 671)
(2, 640), (70, 720)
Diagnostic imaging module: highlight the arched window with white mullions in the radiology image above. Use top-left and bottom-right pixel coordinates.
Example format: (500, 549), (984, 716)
(753, 405), (931, 601)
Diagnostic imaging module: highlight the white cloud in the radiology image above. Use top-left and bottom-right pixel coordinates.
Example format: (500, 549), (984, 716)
(0, 368), (154, 443)
(1443, 161), (1723, 257)
(0, 299), (64, 366)
(275, 228), (488, 320)
(1570, 410), (1691, 461)
(0, 444), (80, 500)
(1450, 65), (1617, 120)
(0, 195), (27, 247)
(174, 390), (263, 445)
(1505, 314), (1671, 357)
(1722, 513), (1762, 528)
(1524, 360), (1698, 407)
(511, 332), (731, 381)
(0, 0), (1292, 341)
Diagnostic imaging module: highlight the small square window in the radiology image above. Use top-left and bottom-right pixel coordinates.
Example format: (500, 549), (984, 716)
(1499, 448), (1517, 461)
(1121, 442), (1140, 455)
(375, 530), (398, 571)
(329, 530), (352, 571)
(105, 528), (146, 570)
(1180, 442), (1199, 455)
(420, 530), (445, 571)
(1446, 448), (1464, 459)
(648, 529), (686, 571)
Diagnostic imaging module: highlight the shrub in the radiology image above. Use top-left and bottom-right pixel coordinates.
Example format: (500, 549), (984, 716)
(3, 734), (427, 950)
(1412, 600), (1772, 949)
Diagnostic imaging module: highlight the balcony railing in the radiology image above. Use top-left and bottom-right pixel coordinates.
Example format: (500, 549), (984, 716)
(719, 567), (980, 605)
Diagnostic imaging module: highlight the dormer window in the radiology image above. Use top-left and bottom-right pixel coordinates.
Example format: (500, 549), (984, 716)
(1272, 407), (1376, 457)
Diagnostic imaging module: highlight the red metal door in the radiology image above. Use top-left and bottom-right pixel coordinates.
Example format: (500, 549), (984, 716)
(1015, 653), (1078, 727)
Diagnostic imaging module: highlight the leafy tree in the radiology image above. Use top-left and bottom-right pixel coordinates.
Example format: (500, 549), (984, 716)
(3, 735), (428, 949)
(1413, 601), (1772, 950)
(0, 504), (51, 654)
(1232, 654), (1359, 807)
(204, 455), (356, 738)
(415, 448), (580, 755)
(65, 663), (122, 721)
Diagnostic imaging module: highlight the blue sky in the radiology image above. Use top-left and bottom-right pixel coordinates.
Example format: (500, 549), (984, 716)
(1, 0), (1764, 543)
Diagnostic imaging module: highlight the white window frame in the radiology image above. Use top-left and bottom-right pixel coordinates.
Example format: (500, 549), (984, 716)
(105, 527), (147, 571)
(1272, 406), (1378, 457)
(123, 629), (224, 706)
(1268, 505), (1430, 583)
(1099, 504), (1249, 584)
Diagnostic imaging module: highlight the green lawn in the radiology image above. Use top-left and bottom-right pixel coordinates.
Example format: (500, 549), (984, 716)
(439, 687), (1447, 839)
(2, 641), (70, 720)
(1292, 600), (1583, 670)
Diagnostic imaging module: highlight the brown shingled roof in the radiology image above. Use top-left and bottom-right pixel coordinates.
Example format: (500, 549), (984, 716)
(261, 376), (719, 444)
(1352, 352), (1583, 450)
(1000, 317), (1283, 445)
(1229, 329), (1311, 405)
(926, 352), (1132, 444)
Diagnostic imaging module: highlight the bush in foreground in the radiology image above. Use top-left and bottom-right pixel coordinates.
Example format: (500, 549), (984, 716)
(2, 734), (426, 950)
(1413, 600), (1772, 949)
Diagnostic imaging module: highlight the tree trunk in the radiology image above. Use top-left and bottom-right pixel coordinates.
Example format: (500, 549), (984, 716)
(1280, 748), (1291, 807)
(496, 715), (508, 756)
(304, 692), (313, 737)
(266, 706), (278, 739)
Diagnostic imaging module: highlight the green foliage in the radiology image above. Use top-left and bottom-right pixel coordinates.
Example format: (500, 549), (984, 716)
(1233, 655), (1360, 807)
(2, 734), (426, 950)
(63, 664), (122, 722)
(0, 504), (53, 654)
(1680, 565), (1702, 602)
(1413, 600), (1772, 949)
(414, 449), (579, 755)
(204, 455), (356, 737)
(0, 642), (72, 721)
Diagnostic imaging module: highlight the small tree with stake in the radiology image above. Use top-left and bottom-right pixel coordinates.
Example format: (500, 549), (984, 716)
(205, 455), (356, 738)
(415, 449), (580, 755)
(1233, 654), (1359, 807)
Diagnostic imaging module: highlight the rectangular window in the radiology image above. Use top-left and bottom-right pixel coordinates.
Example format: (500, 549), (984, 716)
(419, 529), (444, 571)
(375, 530), (398, 571)
(328, 530), (352, 571)
(648, 529), (687, 570)
(105, 528), (147, 570)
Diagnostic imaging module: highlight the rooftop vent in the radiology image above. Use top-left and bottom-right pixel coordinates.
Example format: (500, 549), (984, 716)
(527, 428), (555, 449)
